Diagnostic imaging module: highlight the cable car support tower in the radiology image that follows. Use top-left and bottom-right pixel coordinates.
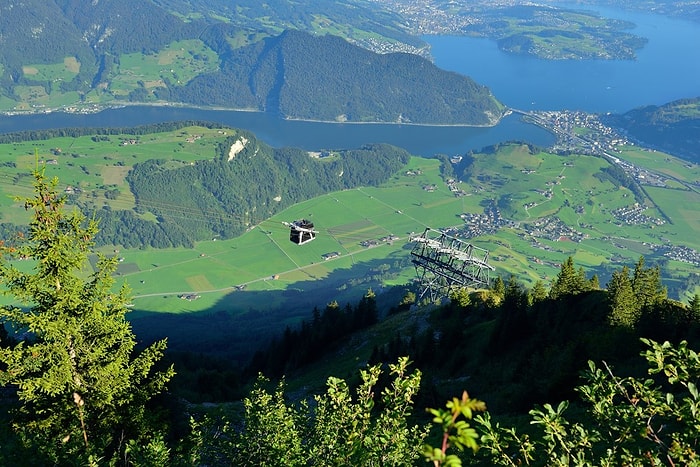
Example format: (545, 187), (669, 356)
(409, 228), (495, 301)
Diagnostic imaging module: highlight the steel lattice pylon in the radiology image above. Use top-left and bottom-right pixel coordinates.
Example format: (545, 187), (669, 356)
(409, 228), (495, 301)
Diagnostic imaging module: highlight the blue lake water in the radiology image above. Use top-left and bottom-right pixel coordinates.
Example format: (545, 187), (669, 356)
(426, 5), (700, 113)
(0, 5), (698, 154)
(0, 106), (554, 158)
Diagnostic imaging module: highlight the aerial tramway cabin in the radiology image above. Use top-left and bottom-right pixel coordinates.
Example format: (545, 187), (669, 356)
(288, 219), (316, 245)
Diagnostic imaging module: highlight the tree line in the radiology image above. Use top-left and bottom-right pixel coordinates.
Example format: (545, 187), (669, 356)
(247, 291), (379, 379)
(0, 121), (224, 144)
(370, 255), (699, 414)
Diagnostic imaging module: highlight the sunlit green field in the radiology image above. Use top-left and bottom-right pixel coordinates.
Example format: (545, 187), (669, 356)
(22, 57), (80, 82)
(0, 126), (237, 224)
(111, 156), (460, 315)
(111, 39), (219, 95)
(0, 39), (220, 111)
(616, 146), (700, 181)
(1, 128), (698, 355)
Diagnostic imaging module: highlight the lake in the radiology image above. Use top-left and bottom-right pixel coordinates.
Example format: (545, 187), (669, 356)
(0, 4), (698, 153)
(0, 106), (554, 158)
(426, 5), (700, 113)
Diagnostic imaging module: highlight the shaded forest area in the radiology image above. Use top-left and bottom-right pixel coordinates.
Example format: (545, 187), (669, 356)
(175, 255), (700, 416)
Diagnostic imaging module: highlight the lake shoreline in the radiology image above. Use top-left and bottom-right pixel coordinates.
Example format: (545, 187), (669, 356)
(1, 100), (507, 129)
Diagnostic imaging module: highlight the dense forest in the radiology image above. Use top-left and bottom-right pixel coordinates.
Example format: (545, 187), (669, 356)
(244, 256), (699, 413)
(171, 30), (504, 124)
(602, 97), (700, 163)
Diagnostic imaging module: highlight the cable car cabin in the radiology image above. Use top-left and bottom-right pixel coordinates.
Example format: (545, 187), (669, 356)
(289, 219), (316, 245)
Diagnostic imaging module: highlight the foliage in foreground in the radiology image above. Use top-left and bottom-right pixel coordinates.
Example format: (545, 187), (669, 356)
(188, 338), (700, 467)
(191, 356), (428, 466)
(475, 338), (700, 466)
(0, 168), (174, 465)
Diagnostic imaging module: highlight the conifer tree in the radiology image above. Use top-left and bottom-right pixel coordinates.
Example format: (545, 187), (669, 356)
(631, 256), (666, 308)
(529, 279), (548, 304)
(0, 168), (174, 465)
(606, 265), (639, 327)
(690, 294), (700, 320)
(449, 287), (472, 308)
(491, 275), (505, 298)
(356, 288), (378, 326)
(549, 256), (583, 299)
(503, 274), (527, 313)
(588, 273), (600, 290)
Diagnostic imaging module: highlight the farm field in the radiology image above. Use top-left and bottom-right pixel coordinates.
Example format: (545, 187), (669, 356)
(109, 40), (220, 97)
(0, 127), (698, 358)
(111, 155), (462, 311)
(2, 39), (221, 111)
(615, 146), (700, 182)
(0, 125), (238, 224)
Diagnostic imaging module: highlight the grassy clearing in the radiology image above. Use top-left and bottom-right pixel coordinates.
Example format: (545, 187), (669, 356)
(113, 39), (219, 91)
(7, 39), (220, 108)
(615, 145), (700, 183)
(644, 186), (700, 248)
(0, 126), (233, 222)
(22, 56), (80, 82)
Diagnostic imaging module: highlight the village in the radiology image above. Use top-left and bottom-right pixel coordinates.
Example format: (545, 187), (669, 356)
(433, 110), (700, 269)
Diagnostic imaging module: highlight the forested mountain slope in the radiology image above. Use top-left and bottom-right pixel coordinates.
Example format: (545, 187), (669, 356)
(0, 0), (204, 68)
(0, 0), (502, 125)
(152, 0), (422, 52)
(172, 29), (503, 124)
(602, 97), (700, 163)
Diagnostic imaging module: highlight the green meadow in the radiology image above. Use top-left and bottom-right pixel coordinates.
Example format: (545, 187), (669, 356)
(22, 57), (80, 82)
(111, 154), (465, 314)
(0, 126), (237, 224)
(1, 128), (698, 356)
(1, 39), (220, 111)
(616, 146), (700, 182)
(110, 40), (219, 96)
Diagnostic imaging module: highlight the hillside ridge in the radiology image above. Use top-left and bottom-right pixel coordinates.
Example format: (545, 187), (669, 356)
(602, 97), (700, 162)
(0, 0), (503, 125)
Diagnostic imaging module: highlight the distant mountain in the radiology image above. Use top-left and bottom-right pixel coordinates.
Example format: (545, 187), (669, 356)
(0, 0), (206, 99)
(570, 0), (700, 24)
(54, 0), (200, 54)
(602, 97), (700, 163)
(172, 29), (504, 125)
(0, 1), (94, 69)
(150, 0), (423, 52)
(0, 0), (502, 125)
